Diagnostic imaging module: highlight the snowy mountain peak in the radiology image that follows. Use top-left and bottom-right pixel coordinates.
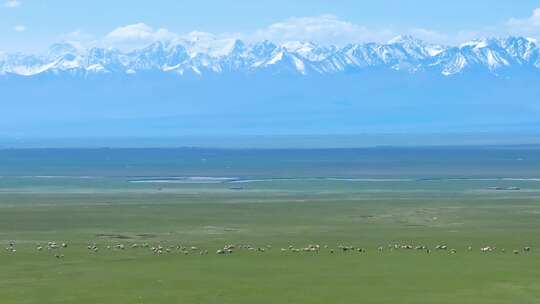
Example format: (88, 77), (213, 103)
(1, 36), (539, 77)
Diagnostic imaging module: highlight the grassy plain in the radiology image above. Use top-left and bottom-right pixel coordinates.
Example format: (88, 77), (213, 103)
(0, 177), (539, 303)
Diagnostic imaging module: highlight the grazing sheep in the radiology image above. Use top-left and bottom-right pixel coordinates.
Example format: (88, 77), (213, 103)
(338, 245), (354, 252)
(524, 247), (531, 252)
(513, 250), (520, 255)
(481, 246), (493, 253)
(48, 242), (59, 250)
(89, 244), (98, 252)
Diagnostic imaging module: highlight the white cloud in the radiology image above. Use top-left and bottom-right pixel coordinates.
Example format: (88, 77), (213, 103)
(61, 11), (540, 52)
(251, 14), (395, 45)
(59, 30), (97, 49)
(408, 28), (450, 44)
(249, 15), (497, 46)
(14, 25), (25, 32)
(408, 28), (487, 45)
(104, 23), (178, 49)
(506, 8), (540, 38)
(4, 0), (20, 8)
(507, 8), (540, 28)
(64, 17), (476, 51)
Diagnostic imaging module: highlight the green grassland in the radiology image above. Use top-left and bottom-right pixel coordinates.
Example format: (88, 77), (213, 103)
(1, 178), (540, 303)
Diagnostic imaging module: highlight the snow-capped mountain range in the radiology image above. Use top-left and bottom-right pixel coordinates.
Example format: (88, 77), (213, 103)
(1, 35), (539, 77)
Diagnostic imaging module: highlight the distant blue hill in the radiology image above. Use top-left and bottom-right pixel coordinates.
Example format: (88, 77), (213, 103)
(1, 36), (539, 137)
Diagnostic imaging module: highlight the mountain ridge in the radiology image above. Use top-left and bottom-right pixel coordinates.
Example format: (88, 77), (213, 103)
(1, 36), (540, 77)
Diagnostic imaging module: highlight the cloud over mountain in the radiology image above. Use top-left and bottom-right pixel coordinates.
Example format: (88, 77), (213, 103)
(105, 23), (179, 49)
(251, 15), (394, 45)
(44, 8), (539, 52)
(506, 8), (540, 39)
(4, 0), (20, 8)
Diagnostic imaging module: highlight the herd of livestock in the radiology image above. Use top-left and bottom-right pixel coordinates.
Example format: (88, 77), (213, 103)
(3, 240), (533, 259)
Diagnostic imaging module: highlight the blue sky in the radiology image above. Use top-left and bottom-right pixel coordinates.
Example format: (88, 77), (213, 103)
(2, 0), (540, 52)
